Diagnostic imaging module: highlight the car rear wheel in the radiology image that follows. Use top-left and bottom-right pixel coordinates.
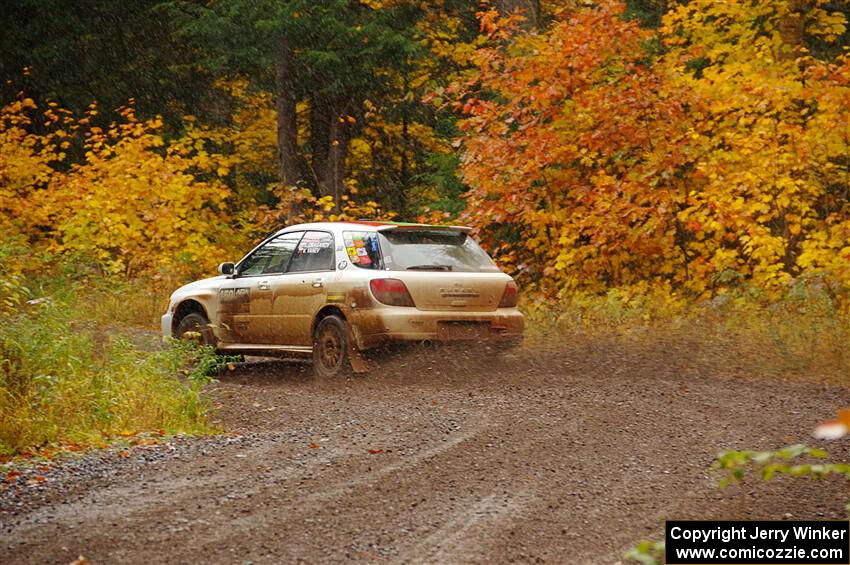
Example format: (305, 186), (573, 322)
(313, 315), (351, 378)
(175, 312), (212, 345)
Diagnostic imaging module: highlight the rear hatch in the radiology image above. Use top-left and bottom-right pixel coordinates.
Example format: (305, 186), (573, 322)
(376, 227), (511, 312)
(393, 271), (510, 312)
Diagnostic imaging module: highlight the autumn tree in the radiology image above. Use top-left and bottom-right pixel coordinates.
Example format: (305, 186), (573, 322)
(166, 0), (420, 206)
(662, 0), (850, 290)
(453, 2), (691, 291)
(0, 96), (242, 282)
(454, 0), (850, 296)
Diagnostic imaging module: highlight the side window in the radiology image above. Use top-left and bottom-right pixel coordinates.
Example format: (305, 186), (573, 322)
(287, 231), (335, 273)
(342, 231), (382, 269)
(238, 232), (303, 276)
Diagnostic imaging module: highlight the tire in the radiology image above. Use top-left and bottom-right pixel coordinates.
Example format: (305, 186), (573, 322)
(312, 315), (351, 378)
(175, 312), (212, 345)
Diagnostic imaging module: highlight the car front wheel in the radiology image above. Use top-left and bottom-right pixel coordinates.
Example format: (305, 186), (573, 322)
(175, 312), (212, 345)
(312, 315), (351, 378)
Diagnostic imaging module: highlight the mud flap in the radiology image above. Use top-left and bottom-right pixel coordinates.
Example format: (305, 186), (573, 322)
(347, 326), (372, 374)
(201, 324), (217, 347)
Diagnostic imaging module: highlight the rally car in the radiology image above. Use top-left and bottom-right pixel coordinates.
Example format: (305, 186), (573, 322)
(161, 221), (524, 376)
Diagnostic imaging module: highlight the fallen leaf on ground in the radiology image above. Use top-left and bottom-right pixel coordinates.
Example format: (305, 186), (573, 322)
(814, 408), (850, 439)
(368, 449), (384, 455)
(308, 443), (321, 449)
(132, 438), (160, 446)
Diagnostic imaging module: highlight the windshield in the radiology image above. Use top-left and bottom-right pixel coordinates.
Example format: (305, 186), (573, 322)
(378, 230), (499, 273)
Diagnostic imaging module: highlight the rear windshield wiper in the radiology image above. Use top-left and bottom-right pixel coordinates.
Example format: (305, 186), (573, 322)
(406, 264), (453, 271)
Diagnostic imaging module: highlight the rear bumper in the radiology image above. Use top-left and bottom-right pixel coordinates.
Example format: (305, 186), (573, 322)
(161, 313), (173, 339)
(350, 307), (524, 350)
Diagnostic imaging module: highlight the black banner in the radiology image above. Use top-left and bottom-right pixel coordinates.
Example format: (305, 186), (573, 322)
(666, 520), (849, 564)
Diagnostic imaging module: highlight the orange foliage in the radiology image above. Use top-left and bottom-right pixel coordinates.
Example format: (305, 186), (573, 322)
(7, 0), (850, 301)
(454, 0), (850, 297)
(456, 3), (690, 290)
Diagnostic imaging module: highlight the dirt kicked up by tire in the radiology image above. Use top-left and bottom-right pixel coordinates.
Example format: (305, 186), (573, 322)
(2, 338), (849, 565)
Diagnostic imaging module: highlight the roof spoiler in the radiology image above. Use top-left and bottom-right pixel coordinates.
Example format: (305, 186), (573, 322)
(375, 223), (472, 233)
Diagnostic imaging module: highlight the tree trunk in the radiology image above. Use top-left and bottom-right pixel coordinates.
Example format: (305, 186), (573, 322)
(309, 99), (332, 191)
(318, 110), (351, 208)
(777, 0), (809, 58)
(308, 96), (355, 212)
(397, 74), (411, 214)
(398, 106), (410, 213)
(274, 42), (299, 186)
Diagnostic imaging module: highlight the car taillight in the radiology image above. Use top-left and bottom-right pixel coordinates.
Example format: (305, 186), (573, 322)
(370, 278), (416, 307)
(499, 281), (518, 308)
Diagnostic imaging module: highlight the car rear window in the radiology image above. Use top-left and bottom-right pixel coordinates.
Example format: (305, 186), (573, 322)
(377, 230), (499, 273)
(342, 231), (382, 269)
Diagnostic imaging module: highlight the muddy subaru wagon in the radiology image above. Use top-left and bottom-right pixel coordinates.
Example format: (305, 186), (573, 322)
(162, 221), (524, 376)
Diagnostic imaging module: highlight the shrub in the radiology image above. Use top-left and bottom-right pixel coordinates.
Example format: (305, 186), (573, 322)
(523, 277), (850, 383)
(0, 286), (216, 455)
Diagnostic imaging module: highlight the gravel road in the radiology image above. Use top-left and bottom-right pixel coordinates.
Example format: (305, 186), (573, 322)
(2, 337), (849, 564)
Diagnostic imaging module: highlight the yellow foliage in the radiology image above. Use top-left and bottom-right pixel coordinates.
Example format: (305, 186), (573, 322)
(663, 0), (850, 293)
(207, 78), (279, 204)
(0, 96), (65, 238)
(254, 185), (396, 237)
(204, 79), (402, 235)
(0, 97), (243, 283)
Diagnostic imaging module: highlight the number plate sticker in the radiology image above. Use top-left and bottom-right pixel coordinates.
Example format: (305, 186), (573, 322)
(437, 322), (489, 340)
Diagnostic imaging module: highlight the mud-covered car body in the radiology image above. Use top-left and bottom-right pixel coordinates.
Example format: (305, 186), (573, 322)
(161, 221), (523, 372)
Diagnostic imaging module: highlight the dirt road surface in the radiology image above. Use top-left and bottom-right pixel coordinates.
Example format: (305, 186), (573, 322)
(3, 338), (850, 564)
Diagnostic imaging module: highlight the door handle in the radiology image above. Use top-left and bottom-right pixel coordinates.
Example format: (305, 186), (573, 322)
(311, 278), (324, 288)
(258, 280), (270, 291)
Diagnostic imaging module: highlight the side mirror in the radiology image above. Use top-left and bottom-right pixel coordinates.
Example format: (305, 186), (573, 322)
(218, 262), (235, 276)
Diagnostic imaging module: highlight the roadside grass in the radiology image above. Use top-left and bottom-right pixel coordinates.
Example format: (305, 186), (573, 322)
(524, 278), (850, 384)
(0, 283), (218, 457)
(86, 279), (169, 329)
(4, 267), (849, 458)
